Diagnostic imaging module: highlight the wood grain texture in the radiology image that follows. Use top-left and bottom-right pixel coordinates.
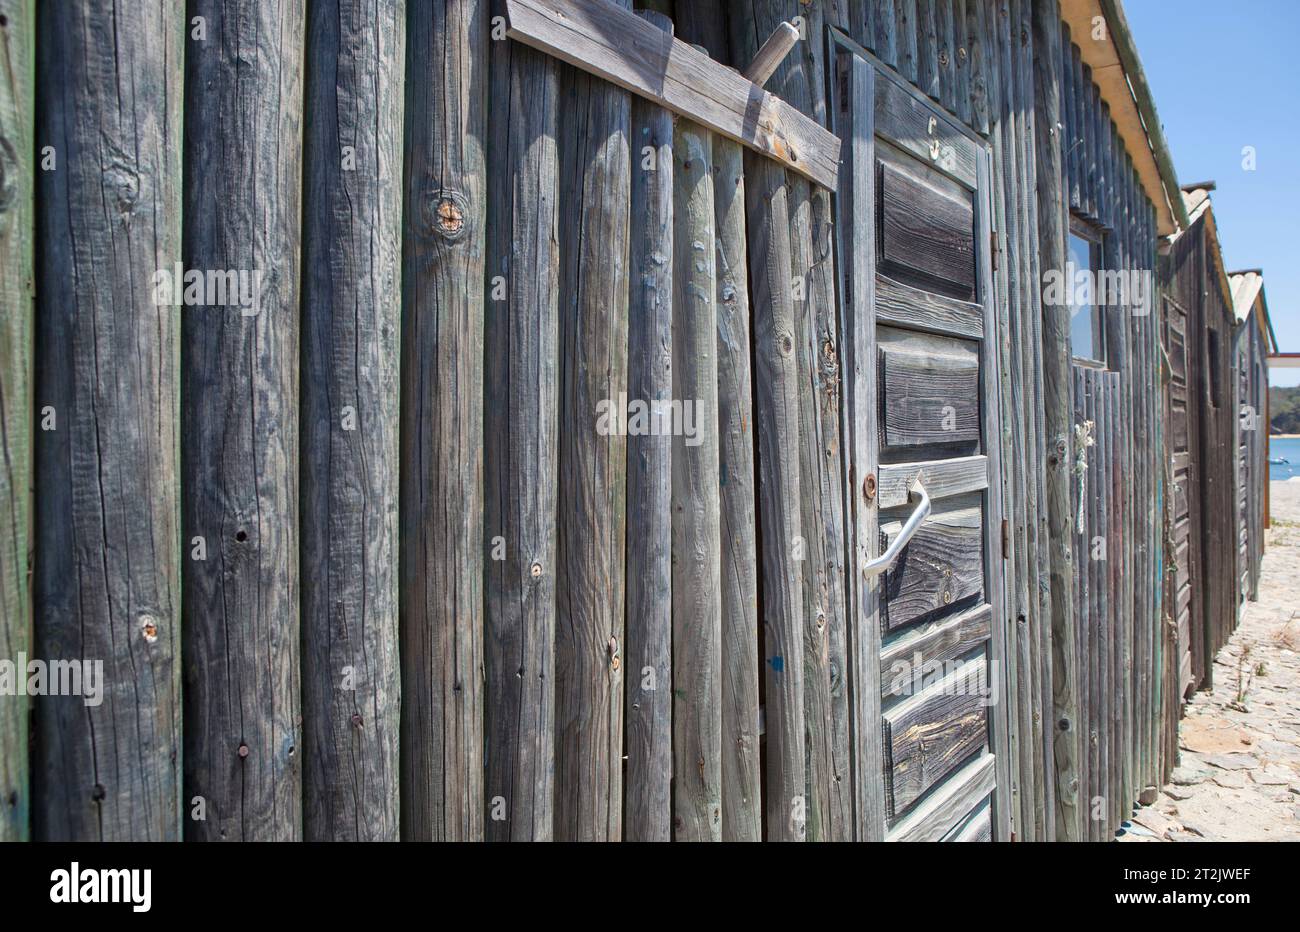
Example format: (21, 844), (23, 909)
(182, 0), (304, 842)
(745, 153), (806, 841)
(0, 0), (31, 843)
(879, 343), (981, 447)
(671, 119), (722, 842)
(875, 273), (983, 339)
(301, 0), (404, 844)
(1032, 0), (1081, 842)
(885, 657), (988, 816)
(881, 603), (992, 696)
(713, 135), (762, 843)
(555, 27), (632, 840)
(878, 162), (976, 300)
(484, 38), (559, 843)
(887, 750), (994, 841)
(504, 0), (840, 190)
(398, 0), (484, 842)
(878, 455), (987, 508)
(874, 77), (978, 187)
(882, 505), (984, 631)
(34, 0), (182, 842)
(623, 10), (673, 841)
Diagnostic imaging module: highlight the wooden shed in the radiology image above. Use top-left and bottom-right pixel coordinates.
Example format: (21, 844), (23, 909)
(1228, 269), (1273, 601)
(0, 0), (1268, 844)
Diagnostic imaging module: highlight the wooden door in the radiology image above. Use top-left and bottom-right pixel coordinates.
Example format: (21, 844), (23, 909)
(1163, 292), (1197, 698)
(832, 38), (1007, 842)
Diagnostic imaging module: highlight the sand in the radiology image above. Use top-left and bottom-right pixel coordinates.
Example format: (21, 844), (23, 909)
(1119, 481), (1300, 841)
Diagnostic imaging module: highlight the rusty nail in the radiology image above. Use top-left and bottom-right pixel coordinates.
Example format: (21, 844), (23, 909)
(863, 472), (876, 502)
(237, 743), (249, 759)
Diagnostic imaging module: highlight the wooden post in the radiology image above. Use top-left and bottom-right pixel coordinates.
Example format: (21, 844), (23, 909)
(300, 0), (404, 844)
(34, 0), (182, 842)
(484, 38), (560, 843)
(0, 0), (31, 843)
(1033, 0), (1082, 842)
(745, 154), (806, 841)
(555, 0), (632, 839)
(398, 0), (486, 844)
(624, 9), (673, 843)
(713, 136), (763, 842)
(671, 118), (722, 842)
(182, 0), (304, 842)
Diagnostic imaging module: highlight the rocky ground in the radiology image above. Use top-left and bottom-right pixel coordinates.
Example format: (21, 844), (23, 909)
(1119, 481), (1300, 842)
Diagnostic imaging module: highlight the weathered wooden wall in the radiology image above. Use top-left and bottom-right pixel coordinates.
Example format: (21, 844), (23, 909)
(0, 0), (32, 844)
(1, 0), (1264, 843)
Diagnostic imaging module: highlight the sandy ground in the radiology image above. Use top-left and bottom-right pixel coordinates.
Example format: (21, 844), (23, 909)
(1119, 481), (1300, 842)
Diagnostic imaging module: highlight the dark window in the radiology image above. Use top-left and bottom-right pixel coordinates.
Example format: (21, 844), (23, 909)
(1068, 218), (1105, 365)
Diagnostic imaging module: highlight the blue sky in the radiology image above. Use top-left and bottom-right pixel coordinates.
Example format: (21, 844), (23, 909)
(1125, 0), (1300, 385)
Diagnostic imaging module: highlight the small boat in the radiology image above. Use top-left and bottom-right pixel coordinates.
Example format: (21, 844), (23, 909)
(1270, 457), (1289, 465)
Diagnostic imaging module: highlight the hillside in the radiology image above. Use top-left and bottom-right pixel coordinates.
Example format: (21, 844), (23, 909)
(1271, 386), (1300, 434)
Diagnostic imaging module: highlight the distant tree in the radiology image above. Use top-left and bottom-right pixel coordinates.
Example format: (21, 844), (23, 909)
(1269, 386), (1300, 434)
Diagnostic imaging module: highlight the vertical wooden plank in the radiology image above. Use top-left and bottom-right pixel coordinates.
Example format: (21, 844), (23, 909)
(624, 8), (674, 845)
(34, 0), (182, 842)
(1067, 38), (1082, 212)
(555, 8), (632, 841)
(182, 0), (303, 843)
(965, 0), (989, 135)
(484, 38), (559, 843)
(1081, 64), (1096, 220)
(850, 0), (878, 53)
(671, 119), (722, 842)
(953, 0), (972, 124)
(898, 0), (920, 81)
(398, 0), (485, 842)
(1099, 374), (1114, 835)
(1037, 0), (1082, 840)
(938, 0), (957, 113)
(673, 1), (730, 63)
(746, 153), (807, 842)
(1086, 368), (1101, 841)
(0, 0), (31, 843)
(836, 52), (886, 841)
(713, 136), (763, 842)
(302, 0), (404, 842)
(877, 0), (899, 68)
(916, 0), (940, 99)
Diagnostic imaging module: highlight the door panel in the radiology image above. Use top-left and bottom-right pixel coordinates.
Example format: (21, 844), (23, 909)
(833, 37), (1006, 842)
(1164, 295), (1196, 697)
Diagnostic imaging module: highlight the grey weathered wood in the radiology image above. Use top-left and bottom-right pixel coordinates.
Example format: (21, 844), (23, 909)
(555, 29), (632, 841)
(1033, 0), (1082, 842)
(181, 0), (303, 843)
(879, 345), (981, 447)
(743, 21), (799, 86)
(713, 135), (763, 843)
(881, 506), (984, 632)
(938, 0), (957, 113)
(484, 39), (559, 843)
(916, 0), (940, 99)
(876, 0), (899, 67)
(397, 0), (484, 842)
(34, 0), (181, 842)
(875, 275), (984, 339)
(301, 0), (404, 844)
(671, 119), (722, 842)
(833, 49), (887, 841)
(503, 0), (840, 190)
(953, 0), (972, 124)
(887, 750), (995, 841)
(673, 2), (730, 63)
(949, 803), (992, 841)
(898, 0), (919, 81)
(964, 0), (989, 135)
(885, 657), (988, 816)
(0, 0), (31, 843)
(881, 603), (993, 695)
(878, 456), (988, 508)
(624, 8), (674, 845)
(877, 162), (977, 299)
(745, 153), (807, 842)
(874, 78), (979, 187)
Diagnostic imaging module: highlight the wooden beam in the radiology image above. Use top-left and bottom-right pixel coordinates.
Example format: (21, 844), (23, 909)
(397, 0), (485, 842)
(743, 21), (799, 86)
(0, 0), (32, 844)
(503, 0), (839, 190)
(35, 0), (183, 842)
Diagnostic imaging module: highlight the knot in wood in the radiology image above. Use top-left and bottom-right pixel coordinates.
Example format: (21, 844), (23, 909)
(103, 161), (141, 216)
(0, 137), (16, 215)
(423, 187), (468, 241)
(139, 613), (159, 643)
(529, 560), (544, 579)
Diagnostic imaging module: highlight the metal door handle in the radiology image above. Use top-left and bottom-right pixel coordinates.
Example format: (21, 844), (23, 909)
(863, 476), (931, 580)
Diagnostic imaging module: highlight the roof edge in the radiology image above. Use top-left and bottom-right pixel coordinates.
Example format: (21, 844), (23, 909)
(1096, 0), (1190, 232)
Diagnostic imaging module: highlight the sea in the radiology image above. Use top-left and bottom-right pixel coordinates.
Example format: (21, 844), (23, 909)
(1269, 436), (1300, 481)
